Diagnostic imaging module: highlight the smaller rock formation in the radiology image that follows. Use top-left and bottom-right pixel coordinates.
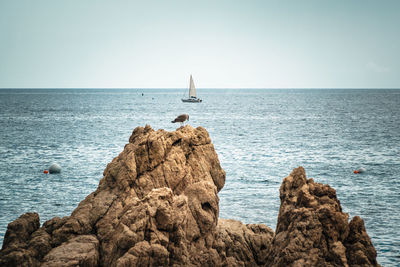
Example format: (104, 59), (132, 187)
(0, 213), (41, 266)
(265, 167), (380, 267)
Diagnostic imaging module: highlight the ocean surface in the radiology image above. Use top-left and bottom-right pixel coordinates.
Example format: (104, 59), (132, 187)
(0, 89), (399, 265)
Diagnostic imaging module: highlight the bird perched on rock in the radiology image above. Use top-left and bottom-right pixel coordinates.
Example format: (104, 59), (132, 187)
(171, 114), (189, 126)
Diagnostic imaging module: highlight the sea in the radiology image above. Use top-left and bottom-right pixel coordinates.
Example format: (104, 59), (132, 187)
(0, 89), (399, 265)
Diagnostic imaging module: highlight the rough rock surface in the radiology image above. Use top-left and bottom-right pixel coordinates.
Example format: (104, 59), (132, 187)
(0, 125), (272, 266)
(265, 167), (380, 267)
(0, 126), (380, 266)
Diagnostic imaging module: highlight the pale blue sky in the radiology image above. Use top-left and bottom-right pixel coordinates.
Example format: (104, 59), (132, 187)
(0, 0), (399, 88)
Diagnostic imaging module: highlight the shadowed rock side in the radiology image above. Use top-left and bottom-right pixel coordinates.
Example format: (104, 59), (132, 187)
(0, 126), (380, 266)
(0, 125), (274, 266)
(265, 167), (380, 267)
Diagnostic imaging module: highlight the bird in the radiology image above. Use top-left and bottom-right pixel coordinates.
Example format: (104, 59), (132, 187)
(171, 114), (189, 126)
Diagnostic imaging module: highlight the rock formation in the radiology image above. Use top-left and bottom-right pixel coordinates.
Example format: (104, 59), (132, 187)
(265, 167), (380, 267)
(0, 125), (380, 266)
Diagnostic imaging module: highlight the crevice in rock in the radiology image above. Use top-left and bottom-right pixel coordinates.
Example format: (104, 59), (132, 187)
(172, 138), (182, 146)
(201, 202), (212, 212)
(172, 172), (188, 194)
(146, 139), (151, 165)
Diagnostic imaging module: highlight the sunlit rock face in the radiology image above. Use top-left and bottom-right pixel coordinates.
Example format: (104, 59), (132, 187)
(265, 167), (380, 267)
(0, 125), (273, 266)
(0, 126), (379, 267)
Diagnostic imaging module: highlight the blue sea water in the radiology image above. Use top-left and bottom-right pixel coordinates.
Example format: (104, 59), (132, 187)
(0, 88), (399, 265)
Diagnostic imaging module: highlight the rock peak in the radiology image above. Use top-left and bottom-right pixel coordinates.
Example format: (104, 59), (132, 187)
(267, 167), (380, 266)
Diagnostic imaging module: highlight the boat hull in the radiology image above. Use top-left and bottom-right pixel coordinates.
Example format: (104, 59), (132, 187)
(181, 98), (202, 103)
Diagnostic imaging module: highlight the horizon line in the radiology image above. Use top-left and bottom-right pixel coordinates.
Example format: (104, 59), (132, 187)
(1, 87), (399, 90)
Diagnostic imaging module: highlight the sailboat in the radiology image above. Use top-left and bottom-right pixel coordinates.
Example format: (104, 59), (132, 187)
(181, 75), (202, 103)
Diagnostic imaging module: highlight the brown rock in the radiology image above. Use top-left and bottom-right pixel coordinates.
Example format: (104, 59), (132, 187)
(265, 167), (380, 267)
(213, 219), (274, 266)
(0, 213), (41, 266)
(42, 235), (99, 267)
(0, 126), (379, 266)
(345, 216), (379, 266)
(2, 212), (40, 249)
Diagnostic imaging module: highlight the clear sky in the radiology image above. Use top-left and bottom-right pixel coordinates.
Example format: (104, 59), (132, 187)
(0, 0), (399, 88)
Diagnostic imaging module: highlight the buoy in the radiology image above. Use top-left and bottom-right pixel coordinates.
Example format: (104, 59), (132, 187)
(353, 167), (366, 174)
(49, 163), (61, 174)
(43, 170), (49, 174)
(358, 167), (366, 173)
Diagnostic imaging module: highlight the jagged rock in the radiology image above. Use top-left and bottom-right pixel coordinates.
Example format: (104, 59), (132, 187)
(265, 167), (380, 267)
(0, 213), (41, 267)
(345, 216), (379, 266)
(2, 212), (40, 249)
(213, 219), (274, 265)
(0, 126), (379, 266)
(42, 235), (99, 267)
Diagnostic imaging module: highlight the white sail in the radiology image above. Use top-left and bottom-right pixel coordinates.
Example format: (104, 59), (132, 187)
(189, 75), (196, 98)
(182, 75), (202, 102)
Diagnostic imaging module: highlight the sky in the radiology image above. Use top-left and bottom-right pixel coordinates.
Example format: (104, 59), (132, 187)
(0, 0), (399, 88)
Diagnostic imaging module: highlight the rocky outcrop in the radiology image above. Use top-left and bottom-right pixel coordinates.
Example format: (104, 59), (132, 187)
(0, 125), (272, 266)
(265, 167), (380, 267)
(0, 126), (380, 266)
